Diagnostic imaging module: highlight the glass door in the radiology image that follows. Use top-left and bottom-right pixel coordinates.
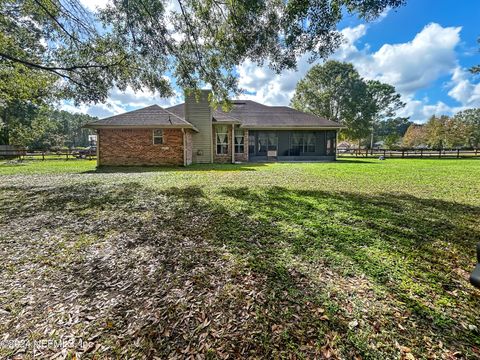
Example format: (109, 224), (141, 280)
(267, 132), (278, 157)
(257, 133), (268, 156)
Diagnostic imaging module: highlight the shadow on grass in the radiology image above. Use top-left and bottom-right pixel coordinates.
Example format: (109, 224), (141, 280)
(1, 182), (480, 357)
(333, 158), (378, 164)
(338, 156), (480, 162)
(81, 158), (378, 174)
(81, 162), (269, 174)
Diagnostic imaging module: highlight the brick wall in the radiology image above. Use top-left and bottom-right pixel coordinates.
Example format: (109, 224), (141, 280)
(98, 128), (185, 166)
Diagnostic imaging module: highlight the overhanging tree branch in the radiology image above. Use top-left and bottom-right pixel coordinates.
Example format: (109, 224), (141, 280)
(0, 52), (125, 72)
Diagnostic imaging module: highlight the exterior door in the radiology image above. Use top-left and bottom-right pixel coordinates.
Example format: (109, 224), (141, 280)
(267, 132), (278, 158)
(257, 133), (268, 156)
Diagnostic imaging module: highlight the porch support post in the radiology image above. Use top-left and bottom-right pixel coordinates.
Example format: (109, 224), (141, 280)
(335, 130), (339, 161)
(231, 124), (235, 164)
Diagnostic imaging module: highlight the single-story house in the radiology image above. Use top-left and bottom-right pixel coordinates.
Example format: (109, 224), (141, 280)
(85, 90), (343, 166)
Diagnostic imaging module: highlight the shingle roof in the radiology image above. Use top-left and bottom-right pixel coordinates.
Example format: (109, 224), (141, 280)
(167, 100), (343, 129)
(86, 101), (342, 130)
(85, 105), (198, 130)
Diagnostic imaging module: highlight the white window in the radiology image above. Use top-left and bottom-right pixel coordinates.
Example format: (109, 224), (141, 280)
(216, 125), (228, 155)
(234, 127), (245, 154)
(153, 129), (163, 144)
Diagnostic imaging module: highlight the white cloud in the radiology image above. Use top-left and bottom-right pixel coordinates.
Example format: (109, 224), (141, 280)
(236, 22), (469, 123)
(60, 101), (125, 118)
(61, 87), (182, 118)
(79, 0), (111, 11)
(237, 56), (313, 105)
(448, 66), (480, 107)
(335, 23), (461, 96)
(396, 96), (462, 122)
(235, 25), (367, 105)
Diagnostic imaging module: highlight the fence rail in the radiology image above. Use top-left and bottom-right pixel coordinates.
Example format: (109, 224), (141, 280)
(2, 148), (479, 161)
(337, 148), (480, 159)
(0, 149), (96, 161)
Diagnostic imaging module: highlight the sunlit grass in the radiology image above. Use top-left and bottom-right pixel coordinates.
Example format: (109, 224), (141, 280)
(1, 158), (480, 358)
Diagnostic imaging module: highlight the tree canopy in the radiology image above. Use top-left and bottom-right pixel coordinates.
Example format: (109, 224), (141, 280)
(290, 60), (404, 141)
(402, 111), (480, 150)
(452, 108), (480, 148)
(1, 0), (406, 105)
(1, 104), (96, 148)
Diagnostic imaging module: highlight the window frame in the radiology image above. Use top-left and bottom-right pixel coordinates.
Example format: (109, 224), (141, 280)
(153, 129), (164, 145)
(234, 127), (245, 154)
(215, 125), (229, 155)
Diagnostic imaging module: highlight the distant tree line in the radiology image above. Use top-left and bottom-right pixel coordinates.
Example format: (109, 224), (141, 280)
(0, 103), (97, 150)
(403, 109), (480, 149)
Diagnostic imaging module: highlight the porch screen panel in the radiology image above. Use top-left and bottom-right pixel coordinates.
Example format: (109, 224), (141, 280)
(290, 132), (303, 156)
(305, 133), (316, 153)
(257, 133), (268, 154)
(268, 133), (277, 151)
(326, 131), (336, 155)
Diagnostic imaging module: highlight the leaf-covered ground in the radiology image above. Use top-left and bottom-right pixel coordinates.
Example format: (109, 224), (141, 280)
(1, 158), (480, 359)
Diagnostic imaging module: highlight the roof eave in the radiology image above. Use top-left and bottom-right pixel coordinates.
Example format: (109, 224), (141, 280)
(241, 125), (345, 130)
(83, 124), (199, 132)
(212, 120), (242, 125)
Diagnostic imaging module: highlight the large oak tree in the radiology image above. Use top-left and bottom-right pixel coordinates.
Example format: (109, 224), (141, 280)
(290, 60), (404, 142)
(0, 0), (406, 105)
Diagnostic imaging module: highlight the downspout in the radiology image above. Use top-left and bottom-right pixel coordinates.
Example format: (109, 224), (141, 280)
(182, 128), (187, 167)
(96, 129), (100, 167)
(210, 107), (214, 163)
(231, 124), (235, 164)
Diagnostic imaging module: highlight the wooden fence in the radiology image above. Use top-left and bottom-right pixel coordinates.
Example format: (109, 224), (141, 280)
(337, 148), (480, 159)
(0, 149), (96, 161)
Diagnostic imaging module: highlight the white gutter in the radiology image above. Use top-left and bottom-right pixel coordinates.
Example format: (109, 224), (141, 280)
(84, 124), (200, 132)
(96, 130), (100, 167)
(241, 126), (345, 130)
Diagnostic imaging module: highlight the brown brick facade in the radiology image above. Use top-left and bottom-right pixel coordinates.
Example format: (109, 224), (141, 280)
(97, 126), (248, 166)
(98, 128), (185, 166)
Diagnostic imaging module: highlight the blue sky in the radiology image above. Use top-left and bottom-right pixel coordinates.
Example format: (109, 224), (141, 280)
(68, 0), (480, 123)
(338, 0), (480, 112)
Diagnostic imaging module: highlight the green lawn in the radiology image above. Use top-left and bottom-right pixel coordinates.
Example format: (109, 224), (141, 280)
(1, 158), (480, 358)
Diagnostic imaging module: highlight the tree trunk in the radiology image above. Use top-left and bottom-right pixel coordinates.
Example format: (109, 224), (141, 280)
(2, 108), (9, 145)
(370, 131), (374, 155)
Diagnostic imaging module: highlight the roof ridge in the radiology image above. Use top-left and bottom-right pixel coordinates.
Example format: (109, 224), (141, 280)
(162, 107), (192, 125)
